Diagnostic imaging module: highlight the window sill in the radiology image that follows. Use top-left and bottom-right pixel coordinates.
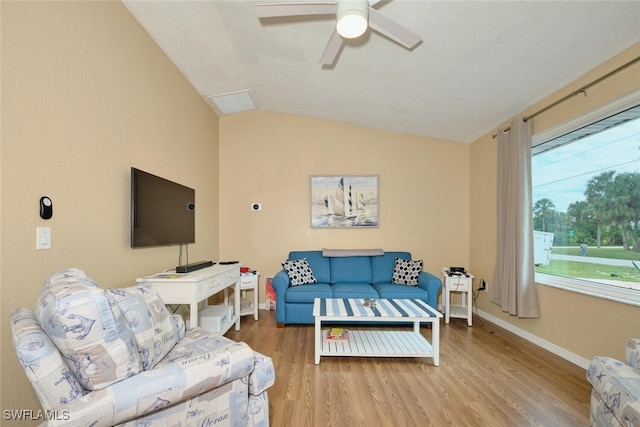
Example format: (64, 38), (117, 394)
(535, 273), (640, 307)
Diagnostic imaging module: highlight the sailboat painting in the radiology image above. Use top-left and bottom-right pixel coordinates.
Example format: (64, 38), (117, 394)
(310, 175), (379, 228)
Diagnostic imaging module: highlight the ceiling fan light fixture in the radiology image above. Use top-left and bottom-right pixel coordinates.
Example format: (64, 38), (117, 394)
(336, 0), (368, 39)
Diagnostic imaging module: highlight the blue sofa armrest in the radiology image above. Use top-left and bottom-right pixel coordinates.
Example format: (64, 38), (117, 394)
(271, 270), (290, 325)
(418, 271), (441, 309)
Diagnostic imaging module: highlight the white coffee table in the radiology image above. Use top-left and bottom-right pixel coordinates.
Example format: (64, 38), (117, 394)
(312, 298), (442, 365)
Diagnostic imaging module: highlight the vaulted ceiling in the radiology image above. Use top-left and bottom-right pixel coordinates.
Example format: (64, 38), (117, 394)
(123, 1), (640, 143)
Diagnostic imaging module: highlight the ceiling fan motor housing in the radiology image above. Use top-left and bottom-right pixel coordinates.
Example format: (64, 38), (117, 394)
(336, 0), (369, 38)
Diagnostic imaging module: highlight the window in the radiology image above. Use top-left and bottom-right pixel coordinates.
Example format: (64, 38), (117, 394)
(531, 91), (640, 306)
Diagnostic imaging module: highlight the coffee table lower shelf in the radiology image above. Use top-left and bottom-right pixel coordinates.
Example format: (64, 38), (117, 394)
(321, 329), (434, 359)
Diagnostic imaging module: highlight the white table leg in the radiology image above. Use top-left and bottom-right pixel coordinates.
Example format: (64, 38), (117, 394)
(432, 318), (440, 366)
(315, 317), (321, 364)
(444, 282), (450, 324)
(190, 302), (198, 329)
(467, 287), (473, 326)
(234, 280), (241, 331)
(254, 286), (259, 320)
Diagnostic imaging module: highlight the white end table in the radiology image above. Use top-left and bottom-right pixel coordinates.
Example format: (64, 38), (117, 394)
(441, 268), (474, 326)
(239, 271), (259, 321)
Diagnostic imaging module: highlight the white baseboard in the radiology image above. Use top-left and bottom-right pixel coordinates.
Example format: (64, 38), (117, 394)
(476, 309), (590, 370)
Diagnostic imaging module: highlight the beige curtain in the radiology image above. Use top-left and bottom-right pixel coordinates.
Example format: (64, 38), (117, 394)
(491, 117), (540, 318)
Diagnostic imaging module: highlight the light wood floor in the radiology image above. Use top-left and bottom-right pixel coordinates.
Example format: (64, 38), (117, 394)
(225, 310), (591, 427)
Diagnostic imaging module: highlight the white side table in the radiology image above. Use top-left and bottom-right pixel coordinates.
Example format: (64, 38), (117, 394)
(441, 268), (474, 326)
(239, 272), (259, 321)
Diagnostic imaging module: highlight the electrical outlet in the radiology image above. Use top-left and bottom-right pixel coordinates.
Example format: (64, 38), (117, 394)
(477, 279), (488, 292)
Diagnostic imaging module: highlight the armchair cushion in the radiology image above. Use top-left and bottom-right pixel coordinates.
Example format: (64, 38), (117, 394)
(35, 272), (141, 391)
(106, 282), (184, 370)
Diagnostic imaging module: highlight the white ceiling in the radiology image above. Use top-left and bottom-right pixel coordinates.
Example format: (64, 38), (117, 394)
(122, 0), (640, 143)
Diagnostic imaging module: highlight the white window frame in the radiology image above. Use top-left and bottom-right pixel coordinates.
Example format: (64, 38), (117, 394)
(532, 89), (640, 308)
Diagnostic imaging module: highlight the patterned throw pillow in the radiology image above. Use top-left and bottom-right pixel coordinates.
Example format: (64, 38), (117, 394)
(35, 270), (142, 391)
(106, 282), (183, 371)
(392, 258), (423, 286)
(282, 258), (318, 286)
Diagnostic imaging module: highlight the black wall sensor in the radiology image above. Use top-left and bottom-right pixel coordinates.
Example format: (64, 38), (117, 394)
(40, 196), (53, 219)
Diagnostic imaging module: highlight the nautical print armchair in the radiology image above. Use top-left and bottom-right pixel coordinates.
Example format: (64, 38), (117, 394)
(587, 338), (640, 426)
(10, 268), (275, 426)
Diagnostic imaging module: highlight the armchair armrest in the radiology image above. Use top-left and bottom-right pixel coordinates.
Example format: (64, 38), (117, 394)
(625, 338), (640, 369)
(248, 351), (275, 396)
(588, 355), (640, 425)
(44, 329), (255, 426)
(418, 271), (442, 309)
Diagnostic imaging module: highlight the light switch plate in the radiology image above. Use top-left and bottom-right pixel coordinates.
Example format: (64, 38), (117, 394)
(37, 227), (51, 250)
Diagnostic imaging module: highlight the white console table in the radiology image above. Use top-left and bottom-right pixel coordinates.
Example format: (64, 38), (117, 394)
(138, 264), (241, 334)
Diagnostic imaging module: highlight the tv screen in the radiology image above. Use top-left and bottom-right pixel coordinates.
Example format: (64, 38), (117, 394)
(131, 167), (195, 248)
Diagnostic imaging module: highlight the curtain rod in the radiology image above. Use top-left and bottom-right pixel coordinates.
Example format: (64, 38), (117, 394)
(492, 54), (640, 138)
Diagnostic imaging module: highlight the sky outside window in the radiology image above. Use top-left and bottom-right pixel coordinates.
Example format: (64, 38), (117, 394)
(532, 117), (640, 213)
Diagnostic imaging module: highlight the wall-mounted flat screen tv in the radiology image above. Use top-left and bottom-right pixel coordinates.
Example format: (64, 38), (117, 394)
(131, 167), (195, 248)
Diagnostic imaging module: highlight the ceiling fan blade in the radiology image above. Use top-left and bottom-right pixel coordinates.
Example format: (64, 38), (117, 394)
(368, 8), (422, 49)
(254, 2), (336, 18)
(319, 29), (344, 66)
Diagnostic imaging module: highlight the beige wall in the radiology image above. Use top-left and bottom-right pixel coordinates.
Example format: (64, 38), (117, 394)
(219, 110), (470, 304)
(1, 1), (219, 417)
(470, 43), (640, 362)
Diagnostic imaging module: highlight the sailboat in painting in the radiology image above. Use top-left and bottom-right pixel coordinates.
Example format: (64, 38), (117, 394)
(331, 178), (357, 219)
(311, 176), (378, 227)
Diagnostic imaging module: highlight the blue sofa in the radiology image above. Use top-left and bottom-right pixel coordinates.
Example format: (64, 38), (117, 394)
(272, 250), (441, 327)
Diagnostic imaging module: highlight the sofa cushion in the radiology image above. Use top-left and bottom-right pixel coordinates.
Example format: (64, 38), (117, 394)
(106, 282), (183, 370)
(285, 283), (333, 303)
(330, 256), (372, 284)
(35, 269), (141, 391)
(282, 258), (318, 286)
(331, 283), (379, 299)
(289, 251), (331, 283)
(371, 252), (411, 284)
(373, 283), (429, 300)
(392, 258), (423, 286)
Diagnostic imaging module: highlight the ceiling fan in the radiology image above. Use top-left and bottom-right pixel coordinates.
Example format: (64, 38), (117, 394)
(254, 0), (422, 66)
